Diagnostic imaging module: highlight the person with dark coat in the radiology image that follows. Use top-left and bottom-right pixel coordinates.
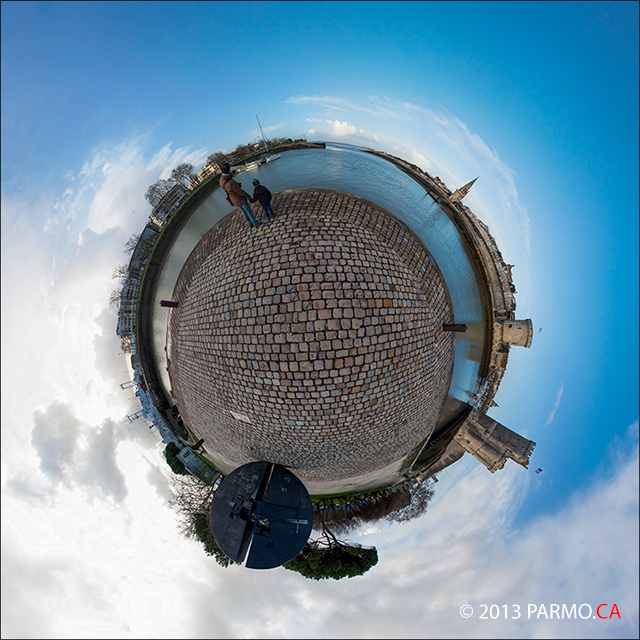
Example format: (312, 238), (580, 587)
(250, 179), (276, 220)
(219, 163), (262, 228)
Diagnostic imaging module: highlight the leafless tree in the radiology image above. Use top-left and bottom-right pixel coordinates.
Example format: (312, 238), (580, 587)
(109, 286), (123, 308)
(171, 163), (195, 187)
(112, 264), (129, 283)
(145, 179), (174, 208)
(168, 472), (217, 538)
(120, 336), (133, 354)
(235, 143), (251, 159)
(207, 152), (227, 168)
(124, 233), (141, 255)
(313, 485), (411, 535)
(167, 469), (236, 566)
(386, 479), (434, 523)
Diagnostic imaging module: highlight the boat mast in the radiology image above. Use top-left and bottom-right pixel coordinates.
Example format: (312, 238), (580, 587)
(256, 115), (270, 154)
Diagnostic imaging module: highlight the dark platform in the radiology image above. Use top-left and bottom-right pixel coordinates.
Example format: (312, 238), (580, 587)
(209, 462), (313, 569)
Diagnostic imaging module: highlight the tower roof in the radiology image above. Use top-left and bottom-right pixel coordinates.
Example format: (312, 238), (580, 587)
(450, 177), (478, 202)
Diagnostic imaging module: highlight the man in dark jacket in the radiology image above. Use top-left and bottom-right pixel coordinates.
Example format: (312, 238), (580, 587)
(250, 179), (276, 220)
(219, 163), (262, 228)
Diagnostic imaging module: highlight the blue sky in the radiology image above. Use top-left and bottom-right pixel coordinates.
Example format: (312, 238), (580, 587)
(1, 2), (638, 638)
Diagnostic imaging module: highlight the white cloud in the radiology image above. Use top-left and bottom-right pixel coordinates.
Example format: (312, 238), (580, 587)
(207, 433), (636, 640)
(5, 421), (636, 639)
(544, 382), (564, 427)
(262, 121), (288, 134)
(305, 118), (381, 144)
(410, 149), (431, 171)
(286, 94), (356, 112)
(287, 94), (409, 122)
(0, 131), (208, 486)
(28, 400), (130, 503)
(328, 119), (359, 136)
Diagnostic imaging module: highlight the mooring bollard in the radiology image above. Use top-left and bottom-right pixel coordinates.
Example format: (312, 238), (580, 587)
(443, 323), (467, 332)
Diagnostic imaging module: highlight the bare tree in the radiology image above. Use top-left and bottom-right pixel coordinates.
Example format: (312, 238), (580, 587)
(207, 152), (227, 168)
(313, 484), (412, 535)
(171, 163), (195, 187)
(145, 179), (174, 208)
(112, 264), (129, 283)
(168, 472), (218, 538)
(235, 143), (250, 159)
(386, 480), (434, 523)
(120, 336), (133, 354)
(168, 471), (237, 567)
(110, 286), (123, 308)
(124, 233), (141, 255)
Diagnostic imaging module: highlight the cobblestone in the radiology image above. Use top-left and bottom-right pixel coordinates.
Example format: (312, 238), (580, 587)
(167, 189), (454, 484)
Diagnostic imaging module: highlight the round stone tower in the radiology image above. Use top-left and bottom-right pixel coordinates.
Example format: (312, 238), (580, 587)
(502, 319), (533, 348)
(166, 189), (455, 494)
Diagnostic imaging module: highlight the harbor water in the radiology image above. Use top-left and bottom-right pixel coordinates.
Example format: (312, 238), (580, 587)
(151, 143), (486, 424)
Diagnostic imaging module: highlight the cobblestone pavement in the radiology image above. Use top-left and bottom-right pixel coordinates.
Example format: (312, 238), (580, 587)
(167, 189), (454, 490)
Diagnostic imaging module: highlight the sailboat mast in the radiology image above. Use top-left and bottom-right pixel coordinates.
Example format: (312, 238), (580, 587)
(256, 115), (270, 153)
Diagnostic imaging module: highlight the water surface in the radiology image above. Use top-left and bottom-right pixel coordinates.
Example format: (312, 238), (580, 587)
(151, 143), (486, 423)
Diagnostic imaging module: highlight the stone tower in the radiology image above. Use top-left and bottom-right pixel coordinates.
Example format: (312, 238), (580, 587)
(501, 318), (534, 348)
(454, 408), (535, 473)
(450, 177), (478, 202)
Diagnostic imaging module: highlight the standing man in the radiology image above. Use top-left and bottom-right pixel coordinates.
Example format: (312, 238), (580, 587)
(219, 163), (262, 228)
(250, 179), (276, 221)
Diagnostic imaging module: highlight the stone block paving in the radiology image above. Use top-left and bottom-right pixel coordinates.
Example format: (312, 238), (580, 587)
(168, 189), (454, 484)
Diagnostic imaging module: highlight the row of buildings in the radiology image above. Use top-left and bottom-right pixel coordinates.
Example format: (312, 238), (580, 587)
(116, 180), (221, 483)
(116, 182), (191, 340)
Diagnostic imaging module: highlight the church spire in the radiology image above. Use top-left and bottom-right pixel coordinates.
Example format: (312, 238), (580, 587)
(450, 177), (478, 202)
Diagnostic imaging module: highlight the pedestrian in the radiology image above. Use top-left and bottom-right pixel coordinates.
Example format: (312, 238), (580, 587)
(250, 178), (276, 221)
(219, 163), (262, 228)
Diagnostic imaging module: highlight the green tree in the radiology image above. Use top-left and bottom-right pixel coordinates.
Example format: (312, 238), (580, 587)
(284, 527), (378, 580)
(165, 442), (188, 475)
(191, 512), (236, 567)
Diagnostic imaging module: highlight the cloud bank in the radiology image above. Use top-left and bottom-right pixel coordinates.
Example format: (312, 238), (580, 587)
(3, 424), (636, 639)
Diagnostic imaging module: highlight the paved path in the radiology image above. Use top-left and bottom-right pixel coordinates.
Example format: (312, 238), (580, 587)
(167, 189), (455, 494)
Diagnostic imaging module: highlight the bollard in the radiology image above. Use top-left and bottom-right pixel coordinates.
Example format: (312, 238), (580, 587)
(443, 323), (467, 332)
